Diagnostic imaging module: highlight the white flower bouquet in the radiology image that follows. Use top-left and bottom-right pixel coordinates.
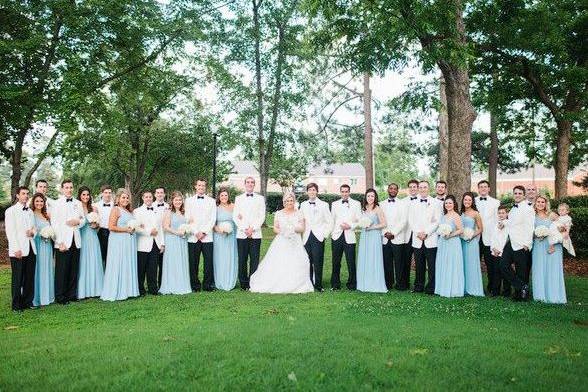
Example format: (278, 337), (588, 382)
(126, 219), (139, 231)
(86, 212), (100, 225)
(437, 223), (452, 237)
(534, 225), (550, 240)
(358, 216), (372, 229)
(219, 222), (233, 234)
(280, 222), (297, 238)
(40, 226), (55, 241)
(178, 223), (193, 236)
(461, 227), (475, 241)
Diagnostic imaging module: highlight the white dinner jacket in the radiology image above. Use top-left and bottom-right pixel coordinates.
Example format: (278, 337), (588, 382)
(233, 193), (266, 239)
(476, 195), (500, 246)
(490, 219), (509, 256)
(133, 204), (164, 252)
(51, 196), (84, 249)
(507, 201), (535, 251)
(5, 203), (36, 257)
(154, 200), (169, 213)
(185, 194), (216, 243)
(94, 198), (114, 229)
(408, 196), (442, 249)
(381, 197), (408, 245)
(330, 198), (362, 244)
(300, 198), (333, 244)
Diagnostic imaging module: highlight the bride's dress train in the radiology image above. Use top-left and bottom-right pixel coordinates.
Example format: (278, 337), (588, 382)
(250, 210), (314, 294)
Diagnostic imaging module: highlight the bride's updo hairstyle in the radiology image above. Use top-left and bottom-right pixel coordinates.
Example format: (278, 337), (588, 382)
(282, 191), (296, 209)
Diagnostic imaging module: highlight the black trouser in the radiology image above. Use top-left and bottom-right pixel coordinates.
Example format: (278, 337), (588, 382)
(400, 235), (413, 290)
(138, 241), (160, 295)
(413, 244), (436, 293)
(188, 241), (214, 291)
(480, 239), (501, 295)
(98, 228), (109, 267)
(237, 238), (261, 289)
(382, 241), (404, 290)
(157, 252), (164, 288)
(499, 241), (529, 294)
(55, 244), (80, 304)
(331, 234), (356, 290)
(304, 232), (325, 290)
(10, 246), (36, 311)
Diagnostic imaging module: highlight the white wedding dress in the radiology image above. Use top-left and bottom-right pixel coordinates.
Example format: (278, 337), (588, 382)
(250, 210), (314, 294)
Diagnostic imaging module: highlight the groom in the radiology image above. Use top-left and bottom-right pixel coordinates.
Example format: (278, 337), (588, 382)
(233, 176), (266, 290)
(300, 183), (333, 292)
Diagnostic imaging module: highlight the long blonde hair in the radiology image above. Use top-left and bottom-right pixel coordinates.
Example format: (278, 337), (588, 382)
(115, 188), (133, 212)
(169, 191), (185, 214)
(534, 195), (551, 215)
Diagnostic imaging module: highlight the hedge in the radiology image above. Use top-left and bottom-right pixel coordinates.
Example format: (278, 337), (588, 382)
(568, 207), (588, 258)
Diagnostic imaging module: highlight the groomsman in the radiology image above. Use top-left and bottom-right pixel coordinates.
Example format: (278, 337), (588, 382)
(300, 183), (333, 292)
(134, 191), (165, 295)
(381, 183), (408, 290)
(525, 184), (537, 206)
(153, 186), (169, 286)
(5, 186), (37, 311)
(330, 184), (362, 290)
(185, 178), (216, 291)
(95, 184), (113, 267)
(400, 179), (419, 290)
(499, 185), (535, 301)
(233, 176), (266, 290)
(52, 179), (84, 304)
(408, 180), (442, 294)
(435, 180), (447, 202)
(475, 180), (502, 296)
(35, 179), (54, 212)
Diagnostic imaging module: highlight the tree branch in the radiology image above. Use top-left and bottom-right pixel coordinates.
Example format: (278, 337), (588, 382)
(22, 130), (60, 188)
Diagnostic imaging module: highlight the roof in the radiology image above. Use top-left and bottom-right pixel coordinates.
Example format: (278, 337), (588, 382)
(473, 164), (587, 181)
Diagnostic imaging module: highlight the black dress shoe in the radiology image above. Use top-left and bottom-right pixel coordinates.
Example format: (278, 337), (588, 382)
(520, 285), (530, 301)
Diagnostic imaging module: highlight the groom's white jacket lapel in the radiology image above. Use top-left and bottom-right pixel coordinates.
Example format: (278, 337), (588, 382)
(233, 192), (266, 239)
(51, 195), (84, 249)
(5, 202), (37, 257)
(330, 198), (362, 244)
(300, 198), (332, 244)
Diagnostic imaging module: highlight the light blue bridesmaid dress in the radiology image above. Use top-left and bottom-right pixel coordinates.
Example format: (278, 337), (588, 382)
(357, 211), (387, 293)
(213, 207), (238, 291)
(33, 215), (55, 306)
(100, 208), (139, 301)
(159, 212), (191, 295)
(532, 216), (566, 303)
(434, 215), (464, 297)
(461, 214), (484, 296)
(78, 213), (104, 299)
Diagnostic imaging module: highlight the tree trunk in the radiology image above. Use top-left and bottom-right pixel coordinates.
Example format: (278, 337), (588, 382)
(363, 72), (374, 189)
(488, 110), (499, 198)
(438, 74), (449, 181)
(554, 119), (571, 199)
(9, 130), (27, 198)
(252, 0), (267, 197)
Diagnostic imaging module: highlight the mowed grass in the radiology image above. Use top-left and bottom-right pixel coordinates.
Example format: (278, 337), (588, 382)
(0, 226), (587, 391)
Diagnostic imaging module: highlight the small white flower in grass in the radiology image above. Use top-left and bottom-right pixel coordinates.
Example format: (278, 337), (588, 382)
(40, 226), (55, 240)
(358, 216), (372, 229)
(287, 372), (297, 382)
(437, 224), (452, 237)
(461, 227), (475, 241)
(126, 219), (139, 231)
(86, 212), (99, 224)
(534, 225), (550, 239)
(219, 222), (233, 233)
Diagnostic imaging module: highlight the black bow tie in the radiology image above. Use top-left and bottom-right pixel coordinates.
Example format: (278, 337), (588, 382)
(388, 198), (395, 203)
(528, 202), (533, 206)
(410, 196), (417, 200)
(342, 200), (349, 204)
(479, 197), (487, 201)
(103, 203), (111, 207)
(66, 198), (73, 202)
(157, 203), (164, 207)
(420, 199), (428, 203)
(437, 197), (445, 201)
(22, 206), (29, 211)
(513, 204), (519, 208)
(309, 201), (316, 205)
(147, 207), (154, 211)
(246, 194), (253, 197)
(197, 196), (204, 199)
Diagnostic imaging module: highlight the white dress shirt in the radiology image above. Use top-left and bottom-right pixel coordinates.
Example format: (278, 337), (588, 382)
(95, 198), (114, 229)
(507, 201), (535, 251)
(154, 200), (169, 213)
(51, 195), (84, 249)
(476, 195), (500, 246)
(185, 194), (217, 243)
(330, 198), (362, 244)
(408, 196), (442, 248)
(233, 192), (266, 239)
(300, 198), (333, 244)
(490, 219), (509, 256)
(5, 202), (37, 257)
(133, 204), (164, 252)
(381, 197), (408, 245)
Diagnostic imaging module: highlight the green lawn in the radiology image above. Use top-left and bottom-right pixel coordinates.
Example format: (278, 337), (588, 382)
(1, 229), (587, 390)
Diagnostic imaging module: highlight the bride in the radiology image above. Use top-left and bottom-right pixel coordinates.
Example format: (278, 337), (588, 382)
(250, 192), (315, 294)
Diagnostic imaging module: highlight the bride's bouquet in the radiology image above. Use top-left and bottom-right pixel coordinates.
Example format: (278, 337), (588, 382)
(534, 225), (550, 240)
(40, 226), (55, 241)
(437, 224), (452, 237)
(358, 216), (372, 229)
(461, 227), (475, 241)
(280, 221), (297, 239)
(86, 212), (100, 225)
(218, 222), (233, 234)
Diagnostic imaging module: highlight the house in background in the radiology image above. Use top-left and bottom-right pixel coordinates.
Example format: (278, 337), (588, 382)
(471, 164), (587, 196)
(222, 160), (367, 194)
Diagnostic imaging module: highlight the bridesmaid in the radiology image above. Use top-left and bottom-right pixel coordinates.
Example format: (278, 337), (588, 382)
(31, 193), (55, 307)
(159, 191), (192, 295)
(357, 188), (388, 293)
(77, 186), (104, 299)
(100, 188), (139, 301)
(213, 188), (238, 291)
(460, 192), (484, 296)
(435, 195), (465, 298)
